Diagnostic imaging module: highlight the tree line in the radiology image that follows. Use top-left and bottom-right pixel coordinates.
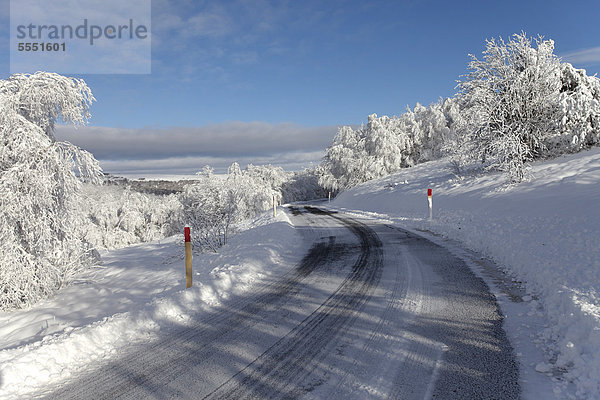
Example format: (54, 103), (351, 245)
(319, 32), (600, 189)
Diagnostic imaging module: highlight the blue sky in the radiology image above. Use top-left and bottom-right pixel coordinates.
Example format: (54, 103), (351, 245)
(2, 0), (600, 175)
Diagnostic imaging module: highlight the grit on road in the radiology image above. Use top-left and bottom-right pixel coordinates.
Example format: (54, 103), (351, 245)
(43, 206), (519, 399)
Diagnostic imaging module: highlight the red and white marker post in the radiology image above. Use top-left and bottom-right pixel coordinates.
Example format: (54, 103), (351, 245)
(184, 226), (192, 288)
(427, 188), (433, 220)
(273, 194), (277, 217)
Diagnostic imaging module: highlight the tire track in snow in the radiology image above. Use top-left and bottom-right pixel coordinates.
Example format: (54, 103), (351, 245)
(203, 206), (384, 399)
(330, 227), (417, 397)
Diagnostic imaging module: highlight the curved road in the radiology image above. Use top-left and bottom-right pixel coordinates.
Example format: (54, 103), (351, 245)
(43, 206), (519, 399)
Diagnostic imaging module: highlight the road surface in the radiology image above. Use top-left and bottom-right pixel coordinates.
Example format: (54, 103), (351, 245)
(43, 206), (519, 399)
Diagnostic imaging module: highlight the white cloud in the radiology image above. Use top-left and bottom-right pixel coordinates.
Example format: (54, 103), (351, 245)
(98, 150), (325, 177)
(561, 46), (600, 66)
(55, 121), (336, 174)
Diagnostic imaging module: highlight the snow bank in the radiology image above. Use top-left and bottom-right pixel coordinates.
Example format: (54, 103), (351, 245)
(332, 148), (600, 399)
(0, 210), (305, 399)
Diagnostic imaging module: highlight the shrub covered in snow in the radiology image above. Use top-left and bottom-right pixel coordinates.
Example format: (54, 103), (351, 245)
(551, 63), (600, 153)
(181, 163), (281, 252)
(80, 184), (183, 250)
(0, 72), (102, 310)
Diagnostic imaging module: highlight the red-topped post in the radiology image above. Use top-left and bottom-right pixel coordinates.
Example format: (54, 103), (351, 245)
(427, 188), (433, 220)
(184, 226), (192, 288)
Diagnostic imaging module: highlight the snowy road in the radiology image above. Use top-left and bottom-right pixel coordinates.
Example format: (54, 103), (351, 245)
(43, 206), (519, 399)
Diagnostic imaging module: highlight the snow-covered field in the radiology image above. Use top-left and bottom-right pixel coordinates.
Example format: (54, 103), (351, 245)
(0, 211), (308, 399)
(0, 148), (598, 399)
(331, 148), (600, 399)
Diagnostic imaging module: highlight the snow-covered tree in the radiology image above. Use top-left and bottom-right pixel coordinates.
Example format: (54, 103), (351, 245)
(181, 163), (282, 252)
(180, 166), (230, 252)
(0, 72), (102, 310)
(363, 114), (408, 178)
(550, 63), (600, 153)
(411, 100), (452, 162)
(319, 100), (454, 191)
(454, 32), (562, 182)
(244, 164), (288, 193)
(80, 184), (182, 249)
(319, 125), (367, 191)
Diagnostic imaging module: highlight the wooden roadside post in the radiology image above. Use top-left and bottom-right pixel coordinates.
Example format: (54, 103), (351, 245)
(184, 226), (192, 288)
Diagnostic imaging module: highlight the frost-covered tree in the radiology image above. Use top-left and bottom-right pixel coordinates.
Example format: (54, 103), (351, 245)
(0, 72), (102, 310)
(319, 125), (368, 191)
(363, 113), (409, 178)
(454, 32), (562, 182)
(244, 164), (288, 193)
(180, 166), (232, 252)
(80, 184), (182, 249)
(319, 100), (454, 191)
(181, 163), (282, 252)
(411, 100), (453, 162)
(550, 63), (600, 153)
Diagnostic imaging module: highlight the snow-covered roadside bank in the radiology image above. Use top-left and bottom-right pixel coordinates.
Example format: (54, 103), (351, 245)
(0, 211), (306, 399)
(329, 147), (600, 399)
